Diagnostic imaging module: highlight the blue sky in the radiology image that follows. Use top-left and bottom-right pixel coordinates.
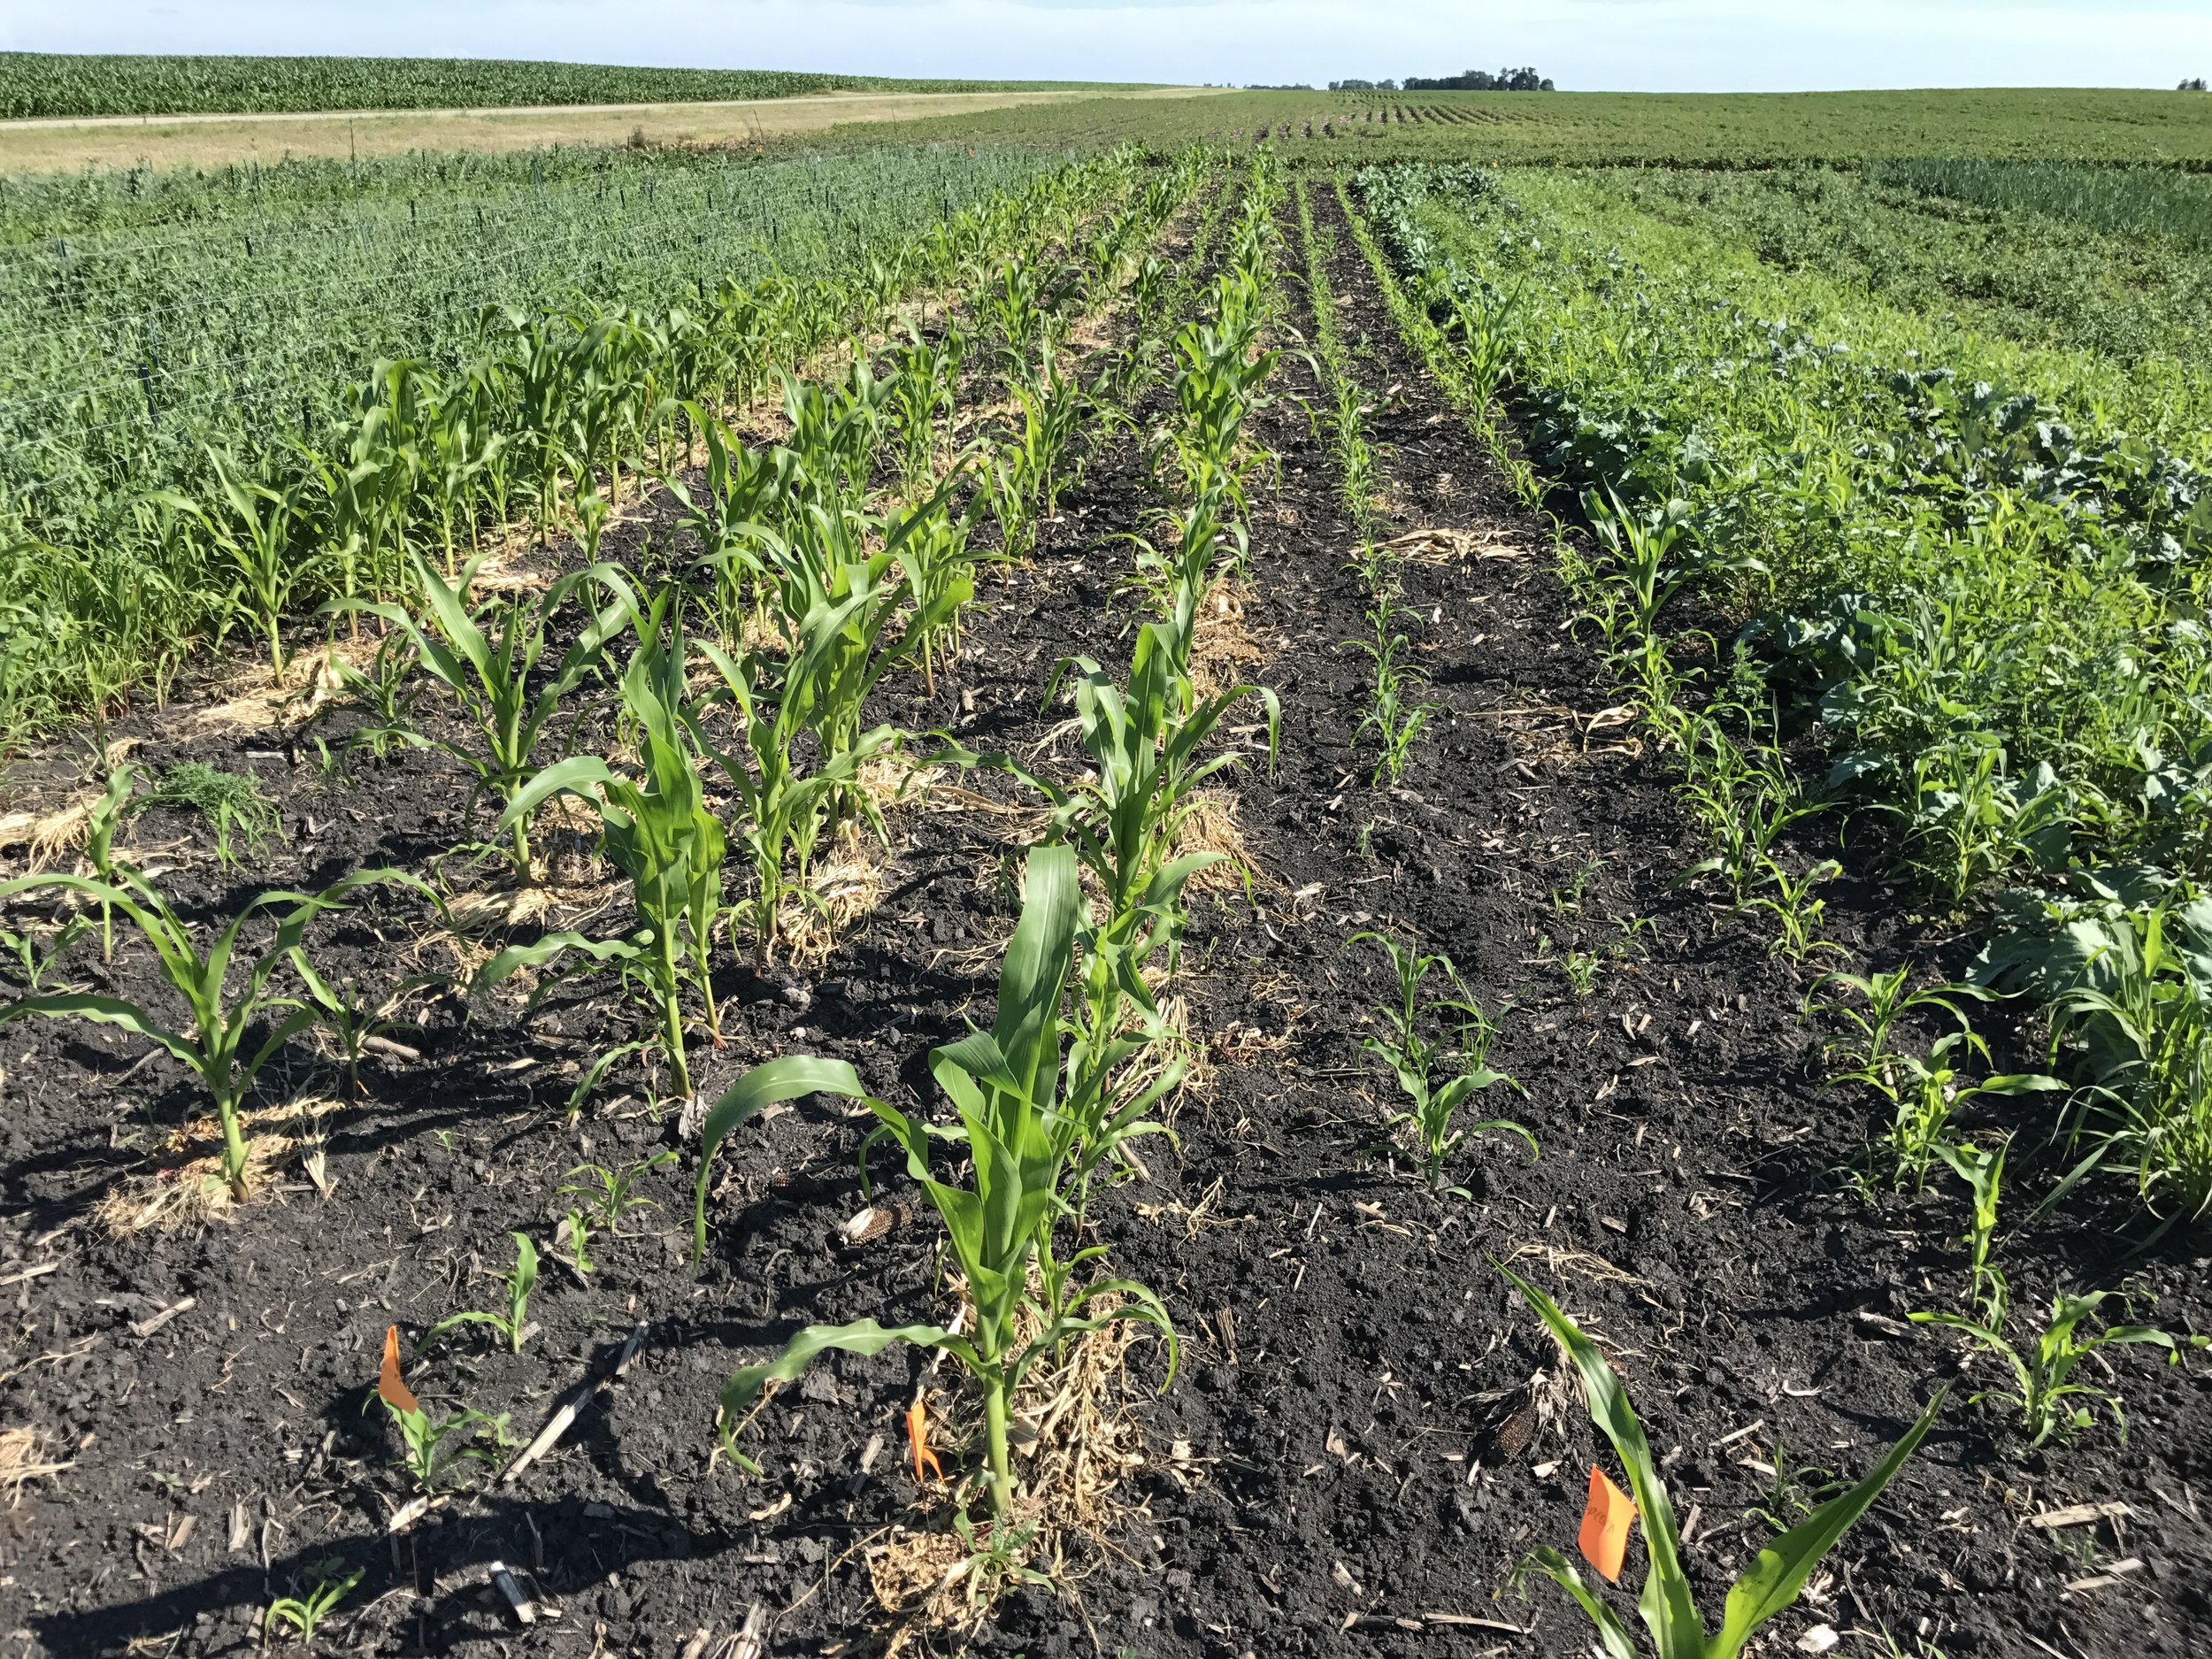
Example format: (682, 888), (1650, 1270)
(6, 1), (2209, 93)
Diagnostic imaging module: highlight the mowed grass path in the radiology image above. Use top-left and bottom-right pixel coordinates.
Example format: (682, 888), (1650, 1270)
(0, 86), (1230, 173)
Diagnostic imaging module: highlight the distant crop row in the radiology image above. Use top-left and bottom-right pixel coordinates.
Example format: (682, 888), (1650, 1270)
(1359, 159), (2212, 1224)
(0, 52), (1122, 120)
(872, 86), (2212, 165)
(0, 144), (1055, 737)
(1607, 164), (2212, 373)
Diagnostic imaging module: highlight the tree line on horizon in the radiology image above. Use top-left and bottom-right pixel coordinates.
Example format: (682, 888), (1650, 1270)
(1329, 67), (1554, 92)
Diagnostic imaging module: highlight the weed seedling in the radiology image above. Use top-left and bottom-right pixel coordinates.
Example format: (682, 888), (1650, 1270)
(1562, 948), (1602, 997)
(560, 1149), (674, 1238)
(136, 762), (280, 869)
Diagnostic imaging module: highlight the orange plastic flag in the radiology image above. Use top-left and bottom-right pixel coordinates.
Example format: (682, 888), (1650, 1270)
(1578, 1463), (1636, 1583)
(378, 1325), (419, 1416)
(906, 1396), (943, 1483)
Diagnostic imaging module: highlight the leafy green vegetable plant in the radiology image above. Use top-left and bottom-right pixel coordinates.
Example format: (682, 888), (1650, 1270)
(1502, 1263), (1944, 1659)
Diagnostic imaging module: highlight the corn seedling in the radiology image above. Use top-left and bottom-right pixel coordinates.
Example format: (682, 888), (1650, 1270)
(0, 864), (425, 1200)
(370, 1326), (511, 1495)
(1932, 1136), (2010, 1327)
(694, 505), (960, 961)
(1909, 1288), (2198, 1446)
(561, 1149), (674, 1239)
(564, 1208), (597, 1274)
(0, 917), (90, 994)
(290, 956), (435, 1097)
(1866, 1020), (2061, 1192)
(715, 847), (1176, 1518)
(424, 1233), (539, 1355)
(1676, 711), (1820, 905)
(958, 611), (1275, 1282)
(1353, 602), (1437, 787)
(1501, 1263), (1944, 1659)
(887, 320), (964, 487)
(483, 600), (724, 1096)
(264, 1561), (362, 1646)
(330, 549), (638, 876)
(1580, 487), (1762, 641)
(1353, 932), (1532, 1192)
(204, 448), (326, 680)
(1741, 856), (1843, 961)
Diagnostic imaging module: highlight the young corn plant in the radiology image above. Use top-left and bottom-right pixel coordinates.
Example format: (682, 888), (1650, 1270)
(971, 608), (1277, 1301)
(480, 600), (725, 1098)
(1741, 856), (1843, 962)
(264, 1563), (363, 1646)
(711, 847), (1176, 1519)
(1909, 1289), (2198, 1446)
(1932, 1136), (2009, 1328)
(330, 550), (638, 878)
(0, 864), (425, 1201)
(887, 320), (964, 488)
(423, 1233), (540, 1355)
(370, 1328), (511, 1496)
(203, 448), (326, 680)
(1353, 932), (1533, 1193)
(694, 504), (963, 962)
(1580, 488), (1762, 641)
(290, 954), (434, 1098)
(1502, 1264), (1944, 1659)
(1353, 602), (1437, 787)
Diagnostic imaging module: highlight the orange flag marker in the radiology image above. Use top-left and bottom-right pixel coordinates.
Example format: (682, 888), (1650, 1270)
(1578, 1463), (1636, 1582)
(906, 1396), (943, 1483)
(378, 1325), (419, 1416)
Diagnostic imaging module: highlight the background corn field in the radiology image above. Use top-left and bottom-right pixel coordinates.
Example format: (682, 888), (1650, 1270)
(0, 53), (1133, 119)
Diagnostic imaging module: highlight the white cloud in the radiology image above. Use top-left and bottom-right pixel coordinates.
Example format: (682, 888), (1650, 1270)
(4, 0), (2208, 92)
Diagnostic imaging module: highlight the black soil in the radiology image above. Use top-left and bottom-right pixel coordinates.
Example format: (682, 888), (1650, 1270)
(1, 180), (2207, 1659)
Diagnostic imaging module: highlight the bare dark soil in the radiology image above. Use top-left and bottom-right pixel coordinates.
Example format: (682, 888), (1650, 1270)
(1, 182), (2207, 1659)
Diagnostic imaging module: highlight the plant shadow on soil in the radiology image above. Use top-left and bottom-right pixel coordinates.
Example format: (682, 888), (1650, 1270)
(0, 180), (2207, 1659)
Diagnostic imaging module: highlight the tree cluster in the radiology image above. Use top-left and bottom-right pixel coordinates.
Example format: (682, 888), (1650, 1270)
(1403, 66), (1553, 91)
(2182, 77), (2208, 92)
